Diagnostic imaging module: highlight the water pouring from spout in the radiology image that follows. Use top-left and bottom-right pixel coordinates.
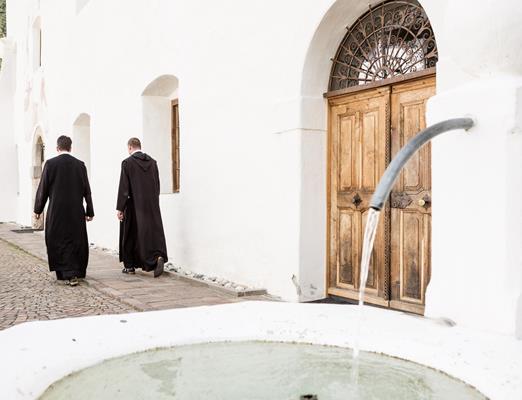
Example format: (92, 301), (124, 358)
(352, 208), (380, 360)
(351, 117), (474, 363)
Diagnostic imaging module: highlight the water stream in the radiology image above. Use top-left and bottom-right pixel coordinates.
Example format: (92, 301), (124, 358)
(352, 208), (381, 361)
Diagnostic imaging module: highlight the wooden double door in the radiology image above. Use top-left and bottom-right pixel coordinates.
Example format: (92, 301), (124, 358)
(327, 75), (435, 314)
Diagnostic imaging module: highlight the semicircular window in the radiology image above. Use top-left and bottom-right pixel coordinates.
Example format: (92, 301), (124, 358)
(329, 0), (438, 91)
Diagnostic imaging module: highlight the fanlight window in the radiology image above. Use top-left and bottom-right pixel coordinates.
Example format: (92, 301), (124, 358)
(329, 0), (438, 91)
(0, 0), (6, 38)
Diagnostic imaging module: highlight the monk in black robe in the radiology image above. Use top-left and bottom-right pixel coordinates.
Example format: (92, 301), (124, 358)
(34, 135), (94, 286)
(116, 137), (167, 277)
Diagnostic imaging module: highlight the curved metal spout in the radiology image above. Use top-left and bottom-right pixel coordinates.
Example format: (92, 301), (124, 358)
(369, 118), (474, 211)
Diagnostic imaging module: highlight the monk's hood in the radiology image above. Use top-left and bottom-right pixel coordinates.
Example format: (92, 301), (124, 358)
(131, 152), (153, 171)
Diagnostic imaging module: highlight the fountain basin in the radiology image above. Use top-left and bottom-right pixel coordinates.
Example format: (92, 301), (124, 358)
(1, 302), (521, 399)
(38, 341), (485, 399)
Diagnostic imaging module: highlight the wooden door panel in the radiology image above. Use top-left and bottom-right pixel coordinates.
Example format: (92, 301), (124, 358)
(361, 110), (380, 190)
(338, 113), (356, 191)
(328, 88), (389, 304)
(401, 211), (422, 301)
(390, 77), (435, 313)
(392, 81), (433, 193)
(338, 209), (356, 286)
(402, 102), (423, 190)
(336, 207), (384, 291)
(362, 208), (381, 291)
(391, 209), (430, 302)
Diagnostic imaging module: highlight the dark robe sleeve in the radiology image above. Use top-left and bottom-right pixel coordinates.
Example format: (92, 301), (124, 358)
(154, 161), (160, 196)
(34, 163), (50, 215)
(116, 160), (130, 211)
(82, 163), (95, 217)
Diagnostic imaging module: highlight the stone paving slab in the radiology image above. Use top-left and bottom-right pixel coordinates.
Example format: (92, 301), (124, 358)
(0, 222), (273, 331)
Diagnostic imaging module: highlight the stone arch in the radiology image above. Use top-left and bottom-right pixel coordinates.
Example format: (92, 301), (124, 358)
(295, 0), (375, 302)
(142, 75), (179, 97)
(141, 74), (179, 194)
(72, 113), (91, 177)
(300, 0), (438, 99)
(31, 126), (45, 229)
(328, 0), (438, 90)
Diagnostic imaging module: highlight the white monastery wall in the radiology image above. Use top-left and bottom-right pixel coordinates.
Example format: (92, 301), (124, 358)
(2, 0), (334, 301)
(0, 37), (18, 222)
(1, 0), (521, 333)
(425, 0), (522, 337)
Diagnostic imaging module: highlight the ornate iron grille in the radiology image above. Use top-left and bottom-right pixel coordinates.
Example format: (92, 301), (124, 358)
(329, 0), (437, 91)
(0, 0), (5, 38)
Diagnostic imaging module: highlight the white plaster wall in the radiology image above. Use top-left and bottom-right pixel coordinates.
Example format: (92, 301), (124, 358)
(76, 0), (90, 15)
(424, 0), (522, 337)
(426, 80), (522, 336)
(0, 39), (18, 222)
(298, 129), (326, 301)
(3, 0), (327, 301)
(3, 0), (53, 227)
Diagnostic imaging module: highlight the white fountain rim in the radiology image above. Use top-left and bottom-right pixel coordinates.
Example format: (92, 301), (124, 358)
(0, 301), (520, 399)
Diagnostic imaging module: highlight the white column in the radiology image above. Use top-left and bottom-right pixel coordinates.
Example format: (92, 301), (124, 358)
(425, 0), (522, 337)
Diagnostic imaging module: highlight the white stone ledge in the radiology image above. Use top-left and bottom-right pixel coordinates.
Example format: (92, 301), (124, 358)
(0, 302), (520, 399)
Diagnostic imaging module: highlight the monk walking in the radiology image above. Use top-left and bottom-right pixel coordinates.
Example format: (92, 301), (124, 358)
(34, 135), (94, 286)
(116, 137), (168, 277)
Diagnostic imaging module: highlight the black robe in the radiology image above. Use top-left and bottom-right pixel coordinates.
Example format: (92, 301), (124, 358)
(34, 154), (94, 279)
(117, 151), (168, 270)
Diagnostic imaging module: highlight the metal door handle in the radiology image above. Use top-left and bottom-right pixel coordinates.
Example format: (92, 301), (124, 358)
(418, 195), (431, 208)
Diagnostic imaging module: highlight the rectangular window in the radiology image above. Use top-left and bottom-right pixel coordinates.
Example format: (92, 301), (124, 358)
(39, 29), (42, 67)
(171, 100), (180, 192)
(32, 25), (42, 71)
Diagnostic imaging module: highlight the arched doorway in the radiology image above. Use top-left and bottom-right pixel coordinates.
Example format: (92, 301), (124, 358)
(32, 132), (45, 230)
(326, 0), (437, 314)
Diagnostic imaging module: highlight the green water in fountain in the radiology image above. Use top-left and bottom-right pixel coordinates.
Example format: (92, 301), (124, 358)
(39, 341), (486, 400)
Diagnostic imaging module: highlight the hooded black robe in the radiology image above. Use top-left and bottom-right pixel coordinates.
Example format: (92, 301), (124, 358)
(34, 154), (94, 279)
(117, 151), (168, 270)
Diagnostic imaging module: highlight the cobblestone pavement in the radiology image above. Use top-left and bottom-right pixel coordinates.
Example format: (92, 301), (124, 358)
(0, 223), (272, 331)
(0, 239), (134, 330)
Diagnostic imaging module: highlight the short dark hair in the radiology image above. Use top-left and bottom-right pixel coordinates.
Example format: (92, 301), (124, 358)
(57, 135), (72, 152)
(127, 137), (141, 149)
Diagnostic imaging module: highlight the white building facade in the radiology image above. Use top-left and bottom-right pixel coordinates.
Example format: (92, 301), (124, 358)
(1, 0), (521, 338)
